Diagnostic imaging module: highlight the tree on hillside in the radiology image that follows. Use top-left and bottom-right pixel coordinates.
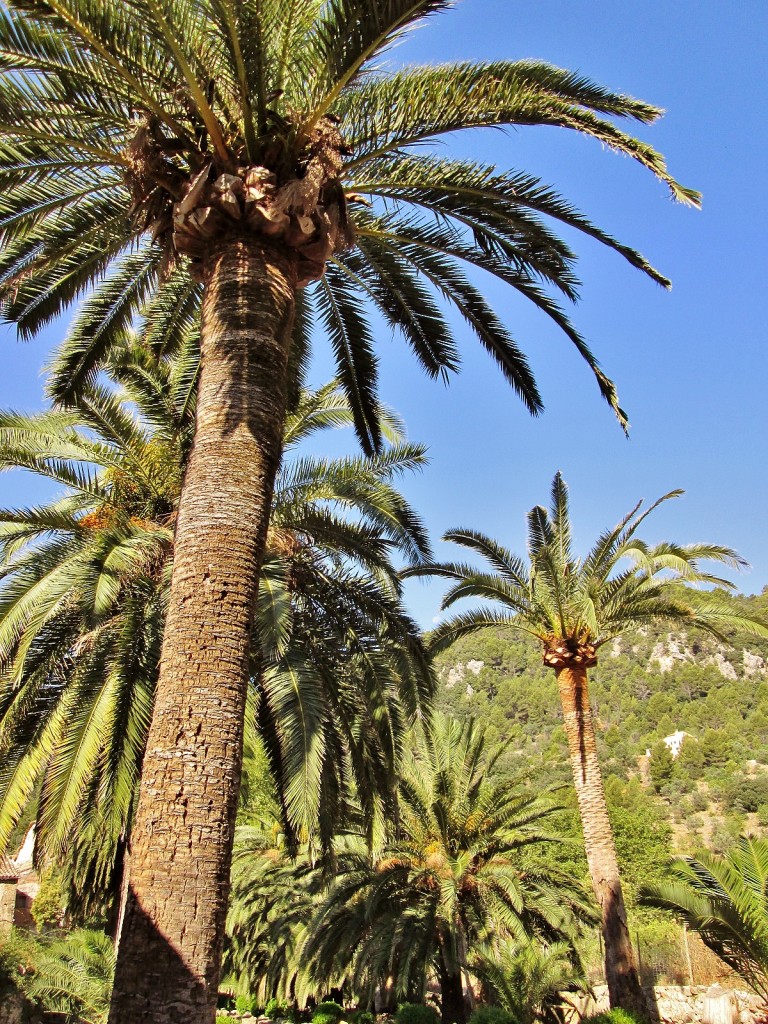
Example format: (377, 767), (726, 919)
(641, 835), (768, 1005)
(0, 345), (431, 918)
(0, 1), (699, 1015)
(408, 473), (768, 1016)
(649, 741), (675, 792)
(230, 714), (594, 1023)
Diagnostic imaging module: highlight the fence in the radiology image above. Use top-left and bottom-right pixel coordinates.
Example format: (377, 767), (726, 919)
(588, 926), (739, 989)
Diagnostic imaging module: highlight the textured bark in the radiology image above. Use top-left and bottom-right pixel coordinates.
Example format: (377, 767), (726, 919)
(556, 665), (649, 1020)
(108, 236), (296, 1024)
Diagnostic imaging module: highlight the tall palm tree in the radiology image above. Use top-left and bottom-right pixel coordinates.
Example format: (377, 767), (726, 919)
(0, 2), (699, 1014)
(407, 474), (768, 1016)
(294, 715), (594, 1024)
(641, 836), (768, 1006)
(0, 344), (432, 918)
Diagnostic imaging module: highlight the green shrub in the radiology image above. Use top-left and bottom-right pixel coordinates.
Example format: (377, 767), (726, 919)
(266, 998), (289, 1019)
(468, 1008), (516, 1024)
(690, 790), (709, 813)
(236, 993), (258, 1014)
(350, 1012), (375, 1024)
(313, 1002), (345, 1024)
(0, 934), (31, 995)
(396, 1004), (440, 1024)
(583, 1010), (644, 1024)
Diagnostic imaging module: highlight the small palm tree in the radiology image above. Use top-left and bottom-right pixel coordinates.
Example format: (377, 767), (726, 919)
(641, 836), (768, 1005)
(23, 929), (115, 1024)
(408, 473), (768, 1016)
(296, 715), (594, 1024)
(0, 346), (432, 914)
(474, 940), (587, 1024)
(0, 1), (699, 1011)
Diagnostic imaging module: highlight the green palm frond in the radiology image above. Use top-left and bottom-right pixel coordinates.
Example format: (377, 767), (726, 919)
(317, 266), (381, 455)
(23, 928), (115, 1023)
(418, 473), (766, 654)
(309, 0), (454, 116)
(0, 342), (433, 902)
(228, 714), (591, 1005)
(0, 0), (697, 449)
(642, 837), (768, 1003)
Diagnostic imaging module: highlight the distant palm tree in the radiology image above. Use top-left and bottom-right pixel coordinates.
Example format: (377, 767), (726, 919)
(408, 474), (768, 1016)
(0, 0), (700, 1012)
(0, 344), (432, 916)
(293, 715), (593, 1024)
(641, 836), (768, 1005)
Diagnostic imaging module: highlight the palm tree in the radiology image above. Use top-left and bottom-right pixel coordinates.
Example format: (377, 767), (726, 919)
(22, 929), (115, 1024)
(295, 715), (594, 1024)
(641, 836), (768, 1005)
(474, 940), (587, 1024)
(407, 473), (768, 1016)
(0, 344), (432, 918)
(0, 2), (699, 1014)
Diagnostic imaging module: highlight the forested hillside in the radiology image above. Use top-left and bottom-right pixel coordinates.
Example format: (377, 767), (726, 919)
(432, 589), (768, 979)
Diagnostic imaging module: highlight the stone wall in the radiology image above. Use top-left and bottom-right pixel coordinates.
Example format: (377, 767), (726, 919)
(0, 882), (17, 938)
(566, 984), (764, 1024)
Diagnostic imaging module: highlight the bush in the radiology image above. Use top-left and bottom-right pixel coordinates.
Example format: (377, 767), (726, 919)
(468, 1007), (516, 1024)
(350, 1012), (374, 1024)
(0, 933), (35, 995)
(396, 1004), (440, 1024)
(691, 790), (709, 813)
(266, 998), (290, 1019)
(236, 993), (258, 1015)
(314, 1003), (345, 1021)
(583, 1011), (644, 1024)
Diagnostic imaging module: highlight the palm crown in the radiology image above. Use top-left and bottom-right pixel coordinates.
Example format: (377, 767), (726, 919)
(0, 0), (698, 446)
(418, 473), (767, 663)
(229, 715), (593, 1020)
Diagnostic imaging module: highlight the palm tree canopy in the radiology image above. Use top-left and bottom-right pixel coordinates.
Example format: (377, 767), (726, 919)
(0, 0), (700, 449)
(409, 472), (768, 660)
(228, 714), (594, 1004)
(0, 342), (434, 906)
(473, 940), (587, 1024)
(20, 929), (115, 1024)
(641, 836), (768, 1004)
(299, 715), (593, 1003)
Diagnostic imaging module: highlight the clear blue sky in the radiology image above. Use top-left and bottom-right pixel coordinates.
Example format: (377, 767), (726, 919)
(1, 0), (766, 628)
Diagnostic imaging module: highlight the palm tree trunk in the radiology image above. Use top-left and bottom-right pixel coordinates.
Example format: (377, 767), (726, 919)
(439, 968), (467, 1024)
(556, 665), (648, 1020)
(108, 236), (296, 1024)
